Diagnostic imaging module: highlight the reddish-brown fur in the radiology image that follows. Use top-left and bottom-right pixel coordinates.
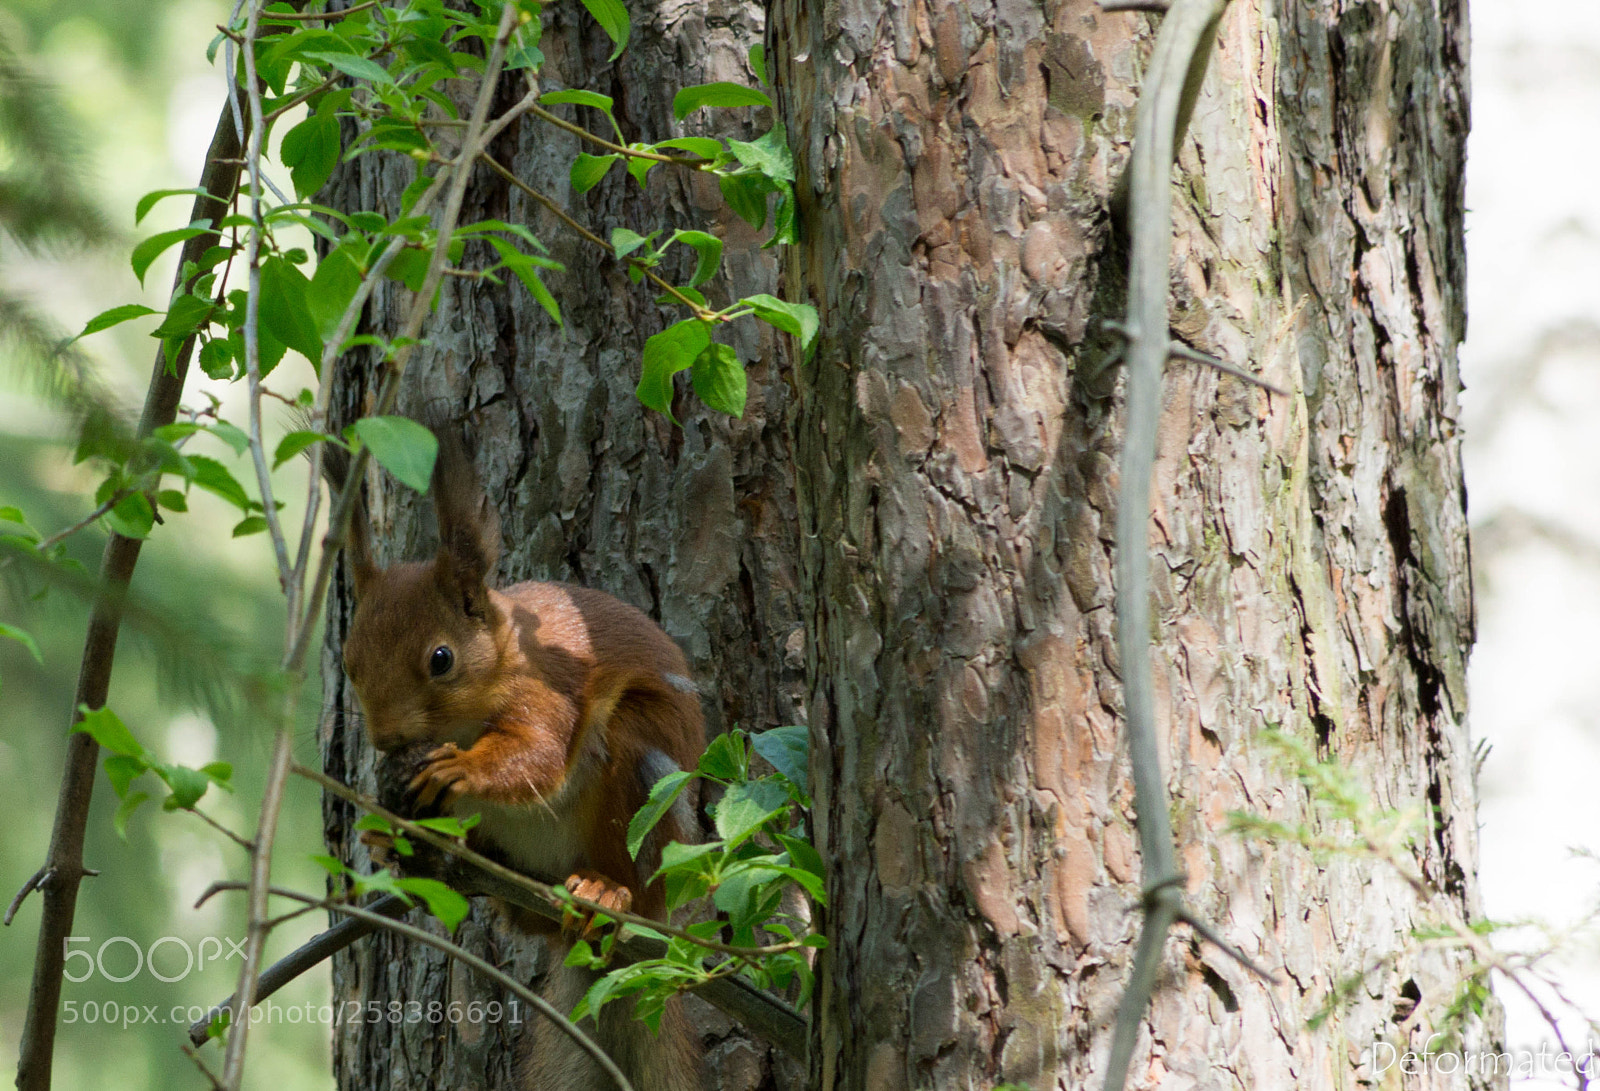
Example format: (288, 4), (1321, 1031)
(337, 428), (704, 1089)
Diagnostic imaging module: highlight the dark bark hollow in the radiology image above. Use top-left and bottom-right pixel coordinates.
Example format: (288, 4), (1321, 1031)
(318, 2), (802, 1088)
(765, 0), (1492, 1088)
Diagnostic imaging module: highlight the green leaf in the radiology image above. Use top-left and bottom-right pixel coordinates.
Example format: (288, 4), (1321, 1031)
(579, 0), (630, 60)
(231, 516), (268, 537)
(570, 153), (619, 194)
(73, 705), (146, 758)
(156, 489), (187, 512)
(748, 43), (768, 85)
(310, 854), (348, 877)
(307, 238), (367, 342)
(200, 761), (234, 788)
(113, 791), (150, 840)
(0, 622), (42, 664)
(136, 188), (211, 225)
(105, 491), (155, 539)
(414, 814), (479, 836)
(635, 319), (710, 420)
(76, 304), (159, 340)
(150, 294), (216, 340)
(158, 764), (211, 809)
(669, 230), (722, 287)
(132, 222), (212, 286)
(349, 416), (438, 493)
(627, 769), (693, 858)
(750, 724), (808, 794)
(652, 136), (723, 160)
(259, 255), (323, 368)
(186, 454), (252, 511)
(273, 429), (328, 468)
(103, 754), (147, 799)
(776, 831), (825, 887)
(280, 112), (342, 199)
(205, 421), (250, 455)
(713, 779), (791, 849)
(198, 337), (234, 379)
(690, 342), (745, 418)
(672, 81), (772, 120)
(483, 238), (562, 325)
(728, 124), (794, 182)
(740, 293), (819, 356)
(698, 730), (746, 781)
(717, 172), (773, 231)
(540, 89), (615, 112)
(303, 51), (396, 85)
(396, 877), (470, 931)
(611, 227), (655, 259)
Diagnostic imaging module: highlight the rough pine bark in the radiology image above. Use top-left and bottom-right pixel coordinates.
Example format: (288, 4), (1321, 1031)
(765, 0), (1496, 1087)
(316, 1), (801, 1087)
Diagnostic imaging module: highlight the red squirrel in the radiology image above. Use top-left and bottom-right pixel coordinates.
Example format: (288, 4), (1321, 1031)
(337, 425), (704, 1091)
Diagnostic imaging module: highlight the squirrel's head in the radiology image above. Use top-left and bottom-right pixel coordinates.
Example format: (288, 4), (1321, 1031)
(340, 428), (508, 753)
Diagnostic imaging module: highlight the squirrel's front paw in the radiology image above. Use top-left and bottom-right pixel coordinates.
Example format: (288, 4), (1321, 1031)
(562, 870), (634, 936)
(408, 743), (472, 808)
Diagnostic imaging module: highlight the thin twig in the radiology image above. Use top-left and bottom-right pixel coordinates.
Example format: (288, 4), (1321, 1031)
(259, 0), (377, 21)
(198, 882), (636, 1091)
(4, 867), (52, 927)
(480, 152), (719, 321)
(1104, 0), (1230, 1088)
(526, 103), (704, 166)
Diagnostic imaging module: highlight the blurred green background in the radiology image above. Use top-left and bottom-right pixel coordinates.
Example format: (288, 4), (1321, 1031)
(1, 1), (334, 1087)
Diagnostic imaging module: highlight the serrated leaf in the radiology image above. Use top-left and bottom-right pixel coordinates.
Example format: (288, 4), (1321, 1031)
(669, 230), (722, 287)
(206, 421), (250, 455)
(748, 43), (768, 85)
(280, 112), (342, 199)
(76, 304), (159, 340)
(750, 724), (808, 794)
(150, 294), (216, 339)
(672, 81), (772, 120)
(73, 705), (146, 758)
(713, 779), (791, 848)
(273, 430), (328, 468)
(579, 0), (630, 60)
(570, 153), (619, 193)
(627, 769), (693, 858)
(690, 342), (745, 417)
(185, 454), (251, 511)
(198, 337), (234, 379)
(307, 239), (366, 342)
(259, 255), (323, 368)
(635, 319), (710, 420)
(698, 730), (746, 781)
(0, 621), (42, 664)
(349, 416), (438, 493)
(132, 223), (211, 286)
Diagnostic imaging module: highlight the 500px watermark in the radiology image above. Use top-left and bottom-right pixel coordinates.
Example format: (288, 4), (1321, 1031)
(61, 935), (248, 983)
(59, 999), (532, 1031)
(1367, 1037), (1600, 1079)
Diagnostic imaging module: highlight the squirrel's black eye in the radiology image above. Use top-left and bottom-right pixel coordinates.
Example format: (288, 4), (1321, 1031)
(428, 645), (454, 677)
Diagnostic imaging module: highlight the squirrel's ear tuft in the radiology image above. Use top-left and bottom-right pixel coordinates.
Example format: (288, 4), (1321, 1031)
(430, 423), (501, 618)
(323, 439), (380, 598)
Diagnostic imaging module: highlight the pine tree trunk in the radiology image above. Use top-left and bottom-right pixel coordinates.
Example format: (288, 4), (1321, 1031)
(317, 1), (800, 1087)
(765, 0), (1495, 1087)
